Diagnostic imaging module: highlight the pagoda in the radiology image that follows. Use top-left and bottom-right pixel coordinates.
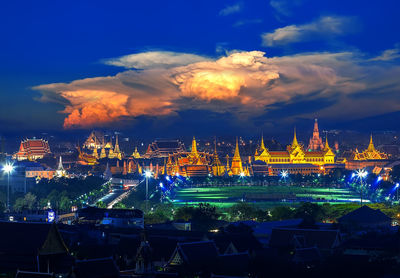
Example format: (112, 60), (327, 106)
(55, 156), (67, 177)
(211, 140), (225, 176)
(307, 119), (324, 151)
(230, 138), (243, 176)
(132, 147), (141, 159)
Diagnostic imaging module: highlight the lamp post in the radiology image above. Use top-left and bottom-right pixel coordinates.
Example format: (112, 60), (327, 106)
(144, 170), (152, 213)
(3, 163), (14, 212)
(355, 169), (368, 206)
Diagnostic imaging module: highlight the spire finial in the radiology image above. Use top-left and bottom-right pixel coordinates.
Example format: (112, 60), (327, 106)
(368, 133), (376, 151)
(292, 127), (299, 147)
(324, 134), (330, 151)
(261, 132), (266, 151)
(234, 137), (239, 157)
(191, 136), (197, 154)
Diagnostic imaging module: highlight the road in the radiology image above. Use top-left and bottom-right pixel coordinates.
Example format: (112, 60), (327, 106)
(93, 180), (142, 208)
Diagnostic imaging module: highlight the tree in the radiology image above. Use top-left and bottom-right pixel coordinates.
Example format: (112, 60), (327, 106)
(295, 202), (325, 227)
(13, 193), (37, 212)
(24, 193), (37, 210)
(227, 202), (270, 222)
(113, 202), (127, 209)
(96, 201), (107, 208)
(59, 191), (72, 212)
(271, 206), (294, 221)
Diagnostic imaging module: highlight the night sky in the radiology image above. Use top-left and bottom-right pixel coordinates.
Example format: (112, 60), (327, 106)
(1, 0), (400, 136)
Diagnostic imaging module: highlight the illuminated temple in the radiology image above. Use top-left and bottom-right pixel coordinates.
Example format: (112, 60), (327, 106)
(165, 137), (213, 177)
(254, 128), (335, 175)
(78, 133), (124, 165)
(345, 135), (389, 170)
(74, 122), (390, 177)
(13, 138), (51, 161)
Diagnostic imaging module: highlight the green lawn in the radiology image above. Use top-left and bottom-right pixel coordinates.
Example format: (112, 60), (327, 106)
(172, 185), (361, 209)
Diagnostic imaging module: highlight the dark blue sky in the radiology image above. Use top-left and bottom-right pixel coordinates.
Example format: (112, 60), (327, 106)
(1, 0), (399, 136)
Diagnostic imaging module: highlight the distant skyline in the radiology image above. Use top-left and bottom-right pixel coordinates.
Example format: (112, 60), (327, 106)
(1, 0), (400, 135)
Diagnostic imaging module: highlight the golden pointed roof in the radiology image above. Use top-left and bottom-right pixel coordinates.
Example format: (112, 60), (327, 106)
(132, 146), (141, 158)
(292, 128), (299, 147)
(323, 135), (334, 156)
(367, 134), (376, 152)
(191, 136), (198, 154)
(261, 133), (266, 151)
(114, 135), (120, 153)
(234, 137), (240, 158)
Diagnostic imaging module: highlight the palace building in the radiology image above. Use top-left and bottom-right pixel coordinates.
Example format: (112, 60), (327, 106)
(145, 139), (186, 158)
(254, 124), (336, 175)
(83, 131), (104, 150)
(345, 135), (389, 170)
(165, 137), (212, 177)
(13, 138), (51, 161)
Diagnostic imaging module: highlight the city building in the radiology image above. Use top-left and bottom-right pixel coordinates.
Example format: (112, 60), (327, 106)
(254, 127), (335, 175)
(165, 137), (212, 177)
(83, 131), (104, 150)
(345, 135), (389, 170)
(25, 166), (55, 180)
(13, 138), (51, 161)
(76, 207), (144, 229)
(144, 139), (186, 158)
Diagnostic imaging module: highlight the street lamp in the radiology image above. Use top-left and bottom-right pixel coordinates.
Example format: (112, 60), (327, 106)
(355, 169), (368, 206)
(3, 163), (14, 211)
(144, 170), (152, 212)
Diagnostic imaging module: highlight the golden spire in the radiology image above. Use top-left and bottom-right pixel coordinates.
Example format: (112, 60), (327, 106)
(324, 134), (331, 152)
(191, 136), (198, 154)
(261, 133), (266, 151)
(234, 137), (240, 158)
(367, 134), (376, 152)
(292, 127), (299, 147)
(114, 134), (120, 153)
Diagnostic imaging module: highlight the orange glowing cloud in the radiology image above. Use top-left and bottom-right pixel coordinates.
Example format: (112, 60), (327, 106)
(33, 50), (400, 129)
(172, 51), (279, 102)
(60, 90), (130, 128)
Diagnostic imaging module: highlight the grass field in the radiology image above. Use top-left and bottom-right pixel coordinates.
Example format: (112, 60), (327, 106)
(172, 185), (361, 209)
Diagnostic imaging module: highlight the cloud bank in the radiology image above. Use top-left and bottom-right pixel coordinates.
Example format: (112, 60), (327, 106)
(104, 51), (209, 69)
(34, 50), (400, 129)
(262, 16), (357, 46)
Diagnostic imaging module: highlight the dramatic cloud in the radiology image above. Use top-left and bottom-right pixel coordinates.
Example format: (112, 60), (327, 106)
(61, 90), (130, 128)
(34, 50), (400, 129)
(104, 51), (209, 69)
(219, 3), (242, 16)
(262, 16), (357, 46)
(171, 51), (279, 102)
